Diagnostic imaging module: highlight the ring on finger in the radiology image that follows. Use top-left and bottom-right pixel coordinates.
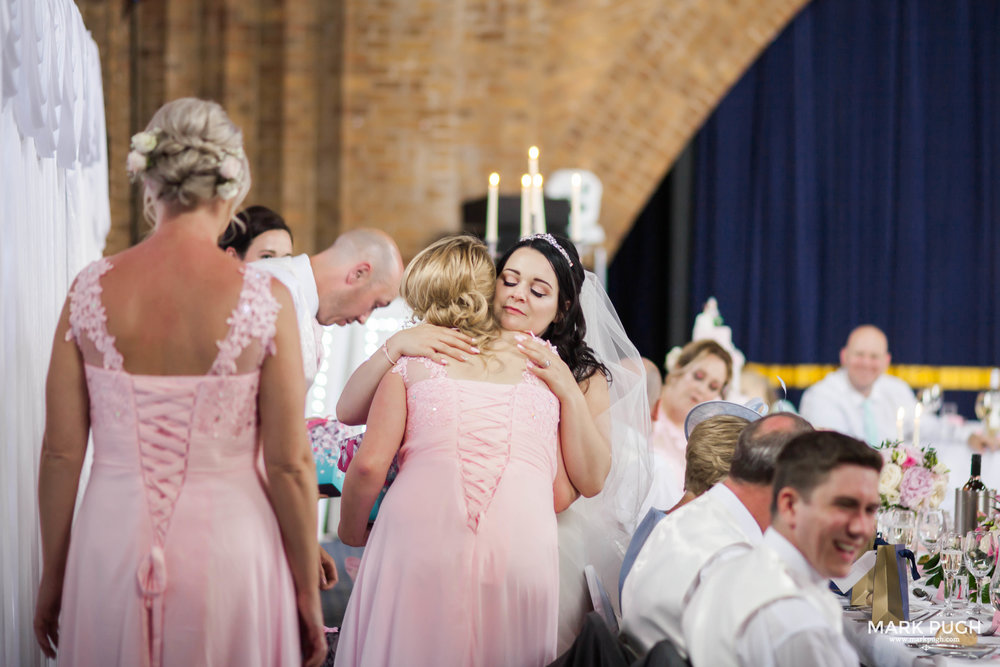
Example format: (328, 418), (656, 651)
(543, 358), (551, 368)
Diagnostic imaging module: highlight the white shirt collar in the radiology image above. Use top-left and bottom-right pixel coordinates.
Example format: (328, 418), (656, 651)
(290, 254), (320, 319)
(762, 527), (826, 587)
(708, 482), (764, 544)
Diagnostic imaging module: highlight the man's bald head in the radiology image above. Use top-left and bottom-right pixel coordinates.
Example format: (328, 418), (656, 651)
(727, 413), (814, 485)
(840, 325), (891, 396)
(311, 228), (404, 326)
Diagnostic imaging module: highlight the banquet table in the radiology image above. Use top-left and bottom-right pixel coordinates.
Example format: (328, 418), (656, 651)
(843, 581), (1000, 666)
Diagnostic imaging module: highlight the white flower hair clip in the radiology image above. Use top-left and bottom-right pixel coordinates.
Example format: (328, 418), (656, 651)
(664, 346), (682, 374)
(126, 128), (160, 180)
(216, 154), (243, 200)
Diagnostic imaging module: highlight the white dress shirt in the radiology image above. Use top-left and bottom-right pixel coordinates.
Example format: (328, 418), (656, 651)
(799, 369), (916, 445)
(253, 254), (324, 385)
(684, 528), (858, 667)
(619, 483), (762, 656)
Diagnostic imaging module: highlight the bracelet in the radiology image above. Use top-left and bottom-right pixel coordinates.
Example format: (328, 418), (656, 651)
(382, 343), (399, 365)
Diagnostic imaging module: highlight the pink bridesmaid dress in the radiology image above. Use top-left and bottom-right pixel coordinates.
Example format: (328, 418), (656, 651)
(55, 258), (300, 667)
(335, 356), (561, 667)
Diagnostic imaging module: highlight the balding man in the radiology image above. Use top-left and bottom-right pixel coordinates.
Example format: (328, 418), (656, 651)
(799, 325), (916, 445)
(255, 228), (404, 384)
(619, 412), (813, 658)
(684, 431), (881, 667)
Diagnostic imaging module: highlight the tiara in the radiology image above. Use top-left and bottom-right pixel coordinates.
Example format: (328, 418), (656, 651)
(524, 233), (573, 267)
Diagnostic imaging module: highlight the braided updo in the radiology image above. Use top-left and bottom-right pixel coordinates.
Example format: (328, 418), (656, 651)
(401, 235), (499, 352)
(129, 98), (251, 224)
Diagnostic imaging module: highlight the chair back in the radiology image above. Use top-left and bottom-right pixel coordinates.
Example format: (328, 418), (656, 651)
(618, 507), (668, 600)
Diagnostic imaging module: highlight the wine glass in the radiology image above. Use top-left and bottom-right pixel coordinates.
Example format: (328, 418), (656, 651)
(940, 532), (964, 615)
(918, 384), (943, 416)
(885, 508), (917, 549)
(976, 390), (1000, 437)
(964, 528), (998, 617)
(918, 509), (946, 557)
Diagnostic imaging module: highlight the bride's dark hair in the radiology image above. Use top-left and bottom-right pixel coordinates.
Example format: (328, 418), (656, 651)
(496, 234), (609, 384)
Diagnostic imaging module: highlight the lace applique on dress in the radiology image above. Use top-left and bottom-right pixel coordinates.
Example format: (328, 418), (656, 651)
(209, 267), (280, 376)
(65, 258), (124, 371)
(390, 356), (447, 386)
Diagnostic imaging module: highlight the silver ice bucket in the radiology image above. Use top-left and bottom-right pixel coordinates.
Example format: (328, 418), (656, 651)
(954, 488), (996, 534)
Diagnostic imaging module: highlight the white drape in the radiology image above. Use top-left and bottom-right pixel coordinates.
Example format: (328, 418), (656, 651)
(1, 0), (109, 664)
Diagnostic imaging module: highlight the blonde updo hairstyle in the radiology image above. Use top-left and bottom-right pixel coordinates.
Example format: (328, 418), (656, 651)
(401, 235), (499, 353)
(132, 98), (251, 226)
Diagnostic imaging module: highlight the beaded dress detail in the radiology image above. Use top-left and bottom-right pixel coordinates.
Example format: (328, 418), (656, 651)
(57, 259), (299, 667)
(335, 355), (561, 667)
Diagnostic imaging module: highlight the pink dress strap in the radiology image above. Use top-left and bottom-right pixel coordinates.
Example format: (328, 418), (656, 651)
(65, 257), (124, 371)
(209, 266), (281, 376)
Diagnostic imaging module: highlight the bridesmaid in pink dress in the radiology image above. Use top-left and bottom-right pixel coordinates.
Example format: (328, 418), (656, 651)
(33, 98), (326, 667)
(334, 236), (612, 667)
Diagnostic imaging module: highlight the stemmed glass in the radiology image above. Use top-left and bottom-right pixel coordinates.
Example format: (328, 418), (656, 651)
(940, 532), (964, 615)
(885, 508), (917, 550)
(964, 528), (998, 617)
(918, 509), (946, 557)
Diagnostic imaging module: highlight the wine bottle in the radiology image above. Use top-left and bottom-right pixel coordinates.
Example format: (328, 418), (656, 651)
(964, 453), (987, 491)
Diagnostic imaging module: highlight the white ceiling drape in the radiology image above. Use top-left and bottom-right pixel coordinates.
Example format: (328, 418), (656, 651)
(1, 0), (109, 664)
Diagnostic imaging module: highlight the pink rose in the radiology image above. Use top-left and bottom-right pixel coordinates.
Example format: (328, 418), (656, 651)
(219, 156), (242, 181)
(899, 445), (922, 468)
(126, 150), (147, 174)
(899, 466), (935, 509)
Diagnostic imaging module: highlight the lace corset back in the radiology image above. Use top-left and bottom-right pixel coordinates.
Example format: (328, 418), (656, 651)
(65, 258), (280, 375)
(390, 352), (561, 532)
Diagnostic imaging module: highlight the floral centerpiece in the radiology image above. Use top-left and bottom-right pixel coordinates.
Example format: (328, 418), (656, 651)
(875, 440), (949, 510)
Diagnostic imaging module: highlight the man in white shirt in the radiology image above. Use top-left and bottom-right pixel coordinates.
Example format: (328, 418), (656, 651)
(618, 412), (813, 657)
(255, 228), (404, 385)
(684, 430), (882, 667)
(799, 325), (916, 445)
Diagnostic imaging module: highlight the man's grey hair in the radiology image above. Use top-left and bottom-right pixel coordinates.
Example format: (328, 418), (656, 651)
(727, 413), (814, 485)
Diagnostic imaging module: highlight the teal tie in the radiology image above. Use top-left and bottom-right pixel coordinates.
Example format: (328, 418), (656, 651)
(863, 399), (878, 446)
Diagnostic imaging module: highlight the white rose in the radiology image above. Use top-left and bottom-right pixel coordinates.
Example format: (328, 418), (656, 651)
(216, 181), (239, 201)
(884, 489), (902, 506)
(126, 151), (147, 175)
(131, 130), (158, 154)
(933, 462), (949, 476)
(879, 462), (903, 495)
(928, 482), (948, 508)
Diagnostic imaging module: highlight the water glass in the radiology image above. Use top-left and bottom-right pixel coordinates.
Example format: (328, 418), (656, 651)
(964, 528), (998, 617)
(918, 509), (946, 557)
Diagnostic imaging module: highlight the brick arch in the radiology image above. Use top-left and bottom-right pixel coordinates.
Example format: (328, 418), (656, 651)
(340, 0), (811, 260)
(83, 0), (810, 259)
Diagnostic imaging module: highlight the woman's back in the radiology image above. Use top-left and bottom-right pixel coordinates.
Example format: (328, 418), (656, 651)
(55, 238), (301, 667)
(336, 343), (563, 666)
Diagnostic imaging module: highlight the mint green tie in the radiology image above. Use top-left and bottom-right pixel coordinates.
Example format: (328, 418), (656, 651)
(863, 399), (878, 446)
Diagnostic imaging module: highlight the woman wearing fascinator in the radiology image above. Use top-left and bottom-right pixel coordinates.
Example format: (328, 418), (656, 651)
(337, 232), (653, 652)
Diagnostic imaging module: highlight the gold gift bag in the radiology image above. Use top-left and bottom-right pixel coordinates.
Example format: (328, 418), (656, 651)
(871, 544), (908, 625)
(850, 536), (876, 606)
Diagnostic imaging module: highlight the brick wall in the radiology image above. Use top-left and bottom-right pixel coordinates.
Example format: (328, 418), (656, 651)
(79, 0), (808, 260)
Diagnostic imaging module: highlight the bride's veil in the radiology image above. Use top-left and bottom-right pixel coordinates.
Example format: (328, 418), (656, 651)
(556, 270), (653, 646)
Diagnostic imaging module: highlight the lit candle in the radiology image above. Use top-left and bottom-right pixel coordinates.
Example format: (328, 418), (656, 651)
(520, 174), (532, 238)
(528, 146), (539, 179)
(570, 172), (582, 242)
(913, 402), (923, 449)
(486, 172), (499, 247)
(896, 406), (905, 443)
(533, 173), (546, 234)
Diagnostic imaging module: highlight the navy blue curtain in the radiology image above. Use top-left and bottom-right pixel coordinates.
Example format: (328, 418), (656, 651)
(688, 0), (1000, 368)
(612, 0), (1000, 379)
